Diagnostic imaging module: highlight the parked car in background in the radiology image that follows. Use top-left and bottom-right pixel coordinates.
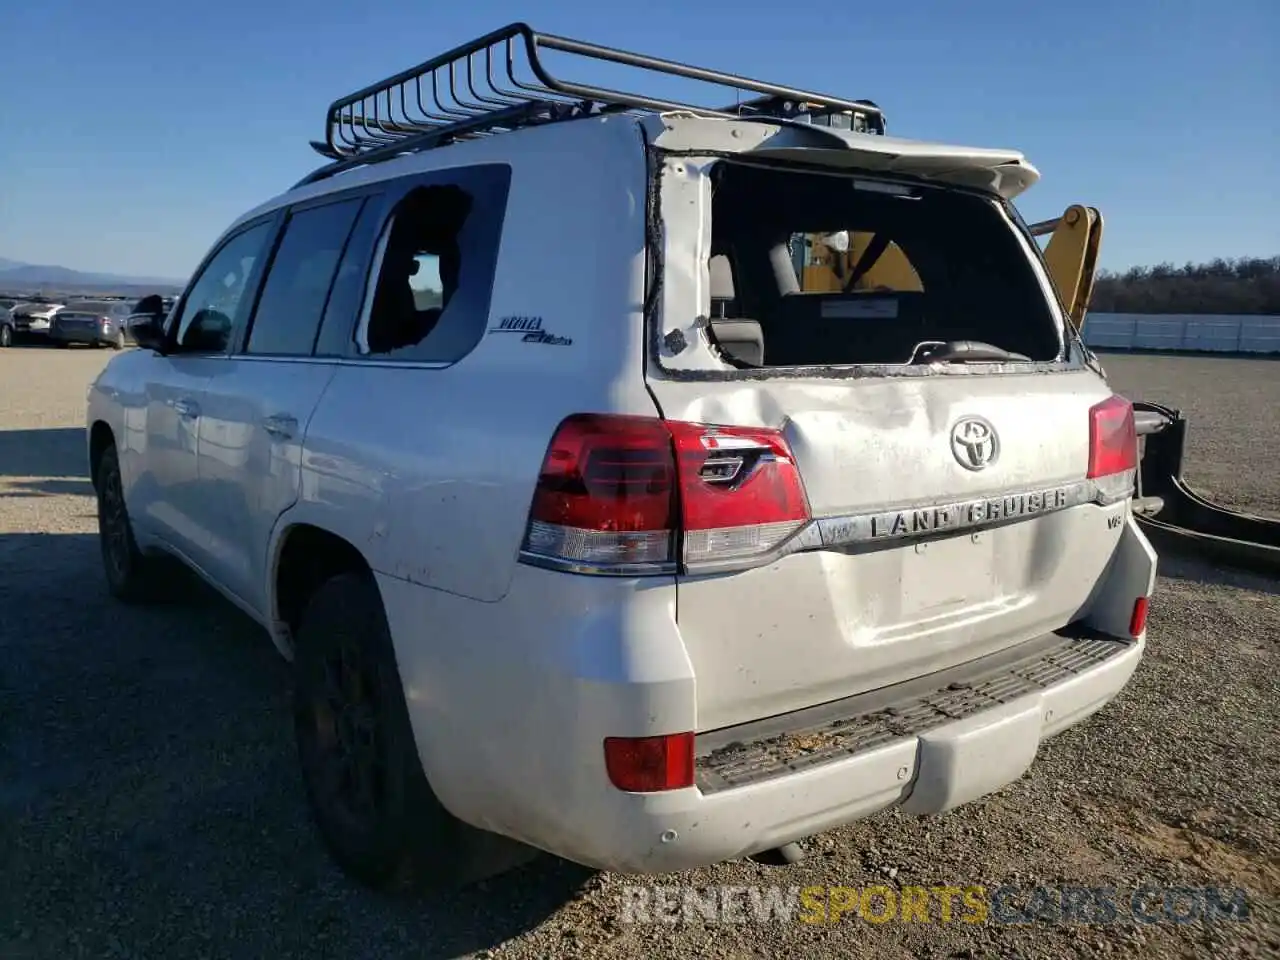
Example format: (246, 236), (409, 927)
(50, 299), (134, 349)
(10, 300), (64, 338)
(0, 303), (15, 348)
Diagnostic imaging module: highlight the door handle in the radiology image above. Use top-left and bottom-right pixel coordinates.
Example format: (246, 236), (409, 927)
(262, 414), (298, 439)
(173, 398), (200, 419)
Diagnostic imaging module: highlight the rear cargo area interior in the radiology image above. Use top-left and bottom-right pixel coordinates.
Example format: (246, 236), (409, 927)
(704, 160), (1063, 367)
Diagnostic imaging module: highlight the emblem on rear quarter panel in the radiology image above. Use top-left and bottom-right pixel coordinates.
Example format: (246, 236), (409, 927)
(951, 416), (999, 471)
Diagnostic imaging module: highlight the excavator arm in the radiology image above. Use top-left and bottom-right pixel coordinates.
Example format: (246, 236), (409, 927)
(1027, 204), (1104, 331)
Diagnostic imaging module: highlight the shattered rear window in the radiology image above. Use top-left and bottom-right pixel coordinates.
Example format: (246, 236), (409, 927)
(701, 160), (1063, 368)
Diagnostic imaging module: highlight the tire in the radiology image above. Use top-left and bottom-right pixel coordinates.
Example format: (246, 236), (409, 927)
(293, 572), (529, 891)
(94, 444), (160, 603)
(112, 330), (125, 350)
(0, 325), (11, 348)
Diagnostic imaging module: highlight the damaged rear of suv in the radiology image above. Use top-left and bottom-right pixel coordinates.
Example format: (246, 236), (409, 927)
(87, 23), (1156, 889)
(512, 111), (1156, 871)
(630, 117), (1157, 818)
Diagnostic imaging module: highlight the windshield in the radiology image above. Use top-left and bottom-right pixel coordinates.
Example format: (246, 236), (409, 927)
(701, 160), (1064, 368)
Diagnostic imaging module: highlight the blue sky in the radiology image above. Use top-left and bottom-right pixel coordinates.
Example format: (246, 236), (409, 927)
(1, 0), (1276, 280)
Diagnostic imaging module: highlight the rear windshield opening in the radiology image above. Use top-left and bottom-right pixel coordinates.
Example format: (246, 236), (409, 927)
(703, 160), (1063, 368)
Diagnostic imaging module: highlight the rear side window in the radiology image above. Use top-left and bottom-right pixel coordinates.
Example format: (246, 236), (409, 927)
(706, 161), (1061, 367)
(313, 200), (383, 358)
(357, 164), (511, 363)
(245, 197), (364, 356)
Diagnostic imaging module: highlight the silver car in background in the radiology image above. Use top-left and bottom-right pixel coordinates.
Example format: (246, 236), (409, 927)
(9, 301), (64, 337)
(50, 300), (134, 349)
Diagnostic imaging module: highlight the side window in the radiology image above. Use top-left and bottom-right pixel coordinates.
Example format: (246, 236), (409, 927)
(358, 164), (511, 363)
(313, 199), (383, 357)
(244, 197), (364, 356)
(173, 222), (273, 353)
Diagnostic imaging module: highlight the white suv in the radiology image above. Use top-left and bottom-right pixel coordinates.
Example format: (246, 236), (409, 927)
(86, 25), (1157, 890)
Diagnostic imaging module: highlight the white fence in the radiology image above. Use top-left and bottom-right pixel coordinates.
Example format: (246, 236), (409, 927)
(1082, 313), (1280, 354)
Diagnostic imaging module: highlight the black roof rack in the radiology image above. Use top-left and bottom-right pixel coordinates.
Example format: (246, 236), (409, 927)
(300, 23), (884, 186)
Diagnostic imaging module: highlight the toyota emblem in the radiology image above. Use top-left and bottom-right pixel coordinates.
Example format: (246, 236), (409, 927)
(951, 416), (999, 471)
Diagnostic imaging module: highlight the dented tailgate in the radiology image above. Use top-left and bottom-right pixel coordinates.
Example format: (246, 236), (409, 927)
(650, 370), (1128, 731)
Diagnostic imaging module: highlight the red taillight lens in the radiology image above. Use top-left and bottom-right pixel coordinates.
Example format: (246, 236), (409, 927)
(1129, 596), (1149, 637)
(604, 733), (695, 792)
(523, 414), (677, 569)
(667, 421), (810, 566)
(1087, 394), (1138, 479)
(520, 414), (812, 573)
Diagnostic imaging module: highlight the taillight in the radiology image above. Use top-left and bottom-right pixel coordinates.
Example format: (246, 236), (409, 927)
(668, 421), (810, 566)
(519, 414), (811, 574)
(1087, 394), (1137, 479)
(604, 733), (695, 792)
(1129, 596), (1149, 637)
(522, 414), (677, 570)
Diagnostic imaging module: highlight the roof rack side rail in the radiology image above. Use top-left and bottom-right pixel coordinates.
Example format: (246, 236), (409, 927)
(319, 22), (886, 162)
(295, 99), (586, 189)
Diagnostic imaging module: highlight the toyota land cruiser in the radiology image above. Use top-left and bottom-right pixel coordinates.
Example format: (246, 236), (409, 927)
(86, 24), (1157, 890)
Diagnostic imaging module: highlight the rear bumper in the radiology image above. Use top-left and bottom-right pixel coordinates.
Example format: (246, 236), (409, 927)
(52, 326), (111, 344)
(377, 563), (1146, 875)
(563, 631), (1142, 872)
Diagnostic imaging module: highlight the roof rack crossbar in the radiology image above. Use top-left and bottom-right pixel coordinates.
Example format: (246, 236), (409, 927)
(319, 22), (885, 162)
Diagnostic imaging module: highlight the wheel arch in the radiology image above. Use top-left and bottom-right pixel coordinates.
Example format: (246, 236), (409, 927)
(269, 519), (377, 660)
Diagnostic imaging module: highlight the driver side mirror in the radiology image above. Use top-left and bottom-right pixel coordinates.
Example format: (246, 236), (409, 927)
(130, 315), (168, 352)
(129, 294), (170, 352)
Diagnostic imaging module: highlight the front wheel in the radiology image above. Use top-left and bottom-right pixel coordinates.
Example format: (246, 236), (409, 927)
(293, 572), (529, 891)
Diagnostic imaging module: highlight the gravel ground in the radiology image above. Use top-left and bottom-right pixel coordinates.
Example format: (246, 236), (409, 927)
(1099, 351), (1280, 519)
(1, 346), (1276, 960)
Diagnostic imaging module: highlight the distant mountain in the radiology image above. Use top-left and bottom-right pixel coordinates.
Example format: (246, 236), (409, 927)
(0, 257), (183, 293)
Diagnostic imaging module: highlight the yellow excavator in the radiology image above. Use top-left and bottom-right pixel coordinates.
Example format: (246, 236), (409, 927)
(793, 203), (1103, 332)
